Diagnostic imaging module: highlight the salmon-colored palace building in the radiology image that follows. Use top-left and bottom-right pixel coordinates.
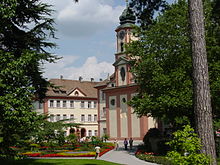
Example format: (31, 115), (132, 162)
(95, 5), (158, 140)
(34, 5), (159, 140)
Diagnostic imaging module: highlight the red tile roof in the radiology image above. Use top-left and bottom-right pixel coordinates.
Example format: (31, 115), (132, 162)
(46, 79), (99, 98)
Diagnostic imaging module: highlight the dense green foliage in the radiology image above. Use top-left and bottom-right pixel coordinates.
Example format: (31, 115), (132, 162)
(128, 0), (192, 125)
(0, 52), (45, 158)
(128, 0), (220, 127)
(29, 116), (80, 146)
(136, 154), (172, 165)
(0, 0), (58, 158)
(0, 0), (58, 100)
(136, 154), (220, 165)
(130, 0), (167, 27)
(166, 125), (210, 165)
(101, 134), (110, 142)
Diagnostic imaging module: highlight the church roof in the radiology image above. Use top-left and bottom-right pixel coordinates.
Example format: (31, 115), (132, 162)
(46, 79), (98, 98)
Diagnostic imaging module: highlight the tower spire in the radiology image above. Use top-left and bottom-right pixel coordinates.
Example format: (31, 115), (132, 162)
(125, 0), (128, 8)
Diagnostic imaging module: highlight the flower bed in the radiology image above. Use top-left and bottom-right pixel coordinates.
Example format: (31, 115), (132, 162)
(22, 152), (42, 157)
(135, 149), (172, 165)
(21, 145), (114, 158)
(41, 152), (95, 157)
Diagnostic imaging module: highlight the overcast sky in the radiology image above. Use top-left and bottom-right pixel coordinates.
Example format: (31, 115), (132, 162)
(42, 0), (173, 81)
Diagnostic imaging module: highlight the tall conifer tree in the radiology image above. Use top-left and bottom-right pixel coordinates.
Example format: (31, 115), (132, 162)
(0, 0), (57, 158)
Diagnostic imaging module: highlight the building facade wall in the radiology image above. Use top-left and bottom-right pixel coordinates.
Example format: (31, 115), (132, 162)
(108, 96), (117, 138)
(120, 94), (128, 138)
(42, 97), (98, 137)
(131, 107), (140, 138)
(99, 90), (106, 116)
(130, 93), (140, 138)
(105, 86), (149, 140)
(97, 89), (107, 137)
(99, 121), (107, 136)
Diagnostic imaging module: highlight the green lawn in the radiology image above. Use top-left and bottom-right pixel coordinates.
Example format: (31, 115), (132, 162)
(0, 159), (120, 165)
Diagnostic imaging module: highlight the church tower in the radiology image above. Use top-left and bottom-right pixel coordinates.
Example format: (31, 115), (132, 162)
(113, 3), (136, 87)
(96, 1), (157, 140)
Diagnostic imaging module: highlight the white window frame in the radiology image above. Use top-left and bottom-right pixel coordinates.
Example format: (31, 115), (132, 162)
(56, 100), (60, 108)
(50, 100), (54, 107)
(88, 101), (91, 108)
(70, 114), (74, 119)
(81, 114), (85, 122)
(88, 114), (92, 122)
(94, 130), (98, 136)
(80, 101), (85, 108)
(94, 114), (97, 122)
(70, 100), (74, 108)
(63, 114), (67, 120)
(50, 114), (54, 122)
(94, 101), (97, 108)
(88, 130), (92, 137)
(63, 100), (67, 108)
(56, 114), (60, 121)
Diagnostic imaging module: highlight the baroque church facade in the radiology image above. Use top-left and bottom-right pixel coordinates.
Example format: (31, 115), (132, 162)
(96, 5), (158, 140)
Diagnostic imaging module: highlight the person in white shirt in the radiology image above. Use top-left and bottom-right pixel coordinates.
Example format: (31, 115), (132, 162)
(114, 139), (119, 150)
(95, 146), (101, 159)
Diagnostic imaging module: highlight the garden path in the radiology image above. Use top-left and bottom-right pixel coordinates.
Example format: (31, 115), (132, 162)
(100, 141), (157, 165)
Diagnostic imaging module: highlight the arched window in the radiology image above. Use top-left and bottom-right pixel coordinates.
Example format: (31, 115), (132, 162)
(120, 42), (124, 52)
(81, 128), (86, 138)
(120, 67), (126, 81)
(122, 98), (126, 103)
(110, 99), (115, 106)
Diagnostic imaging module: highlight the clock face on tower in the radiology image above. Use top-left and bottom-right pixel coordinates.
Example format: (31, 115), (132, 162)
(118, 30), (125, 40)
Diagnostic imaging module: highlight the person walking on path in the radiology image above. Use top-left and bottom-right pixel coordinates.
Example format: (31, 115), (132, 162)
(129, 138), (133, 150)
(95, 145), (101, 159)
(114, 139), (119, 150)
(124, 138), (128, 150)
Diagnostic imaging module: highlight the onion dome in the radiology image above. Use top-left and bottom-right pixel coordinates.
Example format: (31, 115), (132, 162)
(119, 5), (136, 25)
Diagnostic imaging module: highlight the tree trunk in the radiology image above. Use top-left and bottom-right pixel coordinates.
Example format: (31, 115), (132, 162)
(188, 0), (216, 164)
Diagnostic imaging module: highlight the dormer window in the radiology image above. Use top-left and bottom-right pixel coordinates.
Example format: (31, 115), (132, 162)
(120, 67), (126, 81)
(53, 90), (59, 93)
(61, 90), (66, 94)
(75, 91), (79, 96)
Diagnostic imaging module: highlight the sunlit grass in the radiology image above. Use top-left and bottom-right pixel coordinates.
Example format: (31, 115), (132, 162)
(0, 159), (120, 165)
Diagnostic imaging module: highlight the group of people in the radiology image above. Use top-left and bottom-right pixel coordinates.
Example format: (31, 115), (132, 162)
(114, 138), (134, 151)
(123, 138), (133, 150)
